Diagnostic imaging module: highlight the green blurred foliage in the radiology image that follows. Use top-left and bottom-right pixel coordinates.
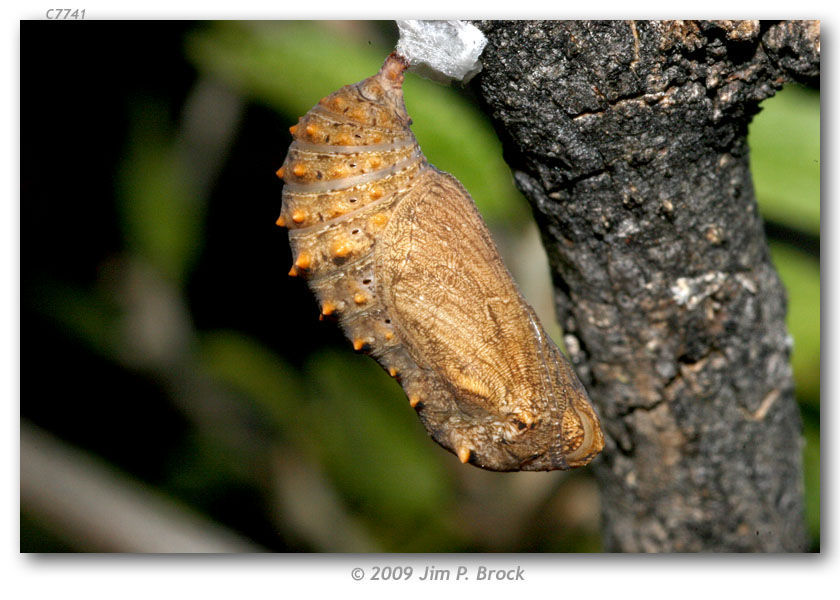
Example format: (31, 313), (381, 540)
(802, 422), (820, 543)
(768, 242), (820, 403)
(750, 85), (820, 235)
(117, 103), (204, 285)
(200, 331), (305, 428)
(200, 332), (461, 550)
(34, 281), (121, 359)
(305, 350), (451, 517)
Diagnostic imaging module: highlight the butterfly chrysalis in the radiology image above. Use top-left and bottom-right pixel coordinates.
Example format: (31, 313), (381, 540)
(275, 53), (604, 471)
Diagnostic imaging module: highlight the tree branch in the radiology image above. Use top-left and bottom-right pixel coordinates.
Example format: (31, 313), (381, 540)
(472, 19), (819, 552)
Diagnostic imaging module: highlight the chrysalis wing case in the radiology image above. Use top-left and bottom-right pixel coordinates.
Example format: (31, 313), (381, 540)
(276, 53), (604, 471)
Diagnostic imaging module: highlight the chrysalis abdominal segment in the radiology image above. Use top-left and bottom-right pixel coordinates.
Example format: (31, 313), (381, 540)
(275, 52), (604, 471)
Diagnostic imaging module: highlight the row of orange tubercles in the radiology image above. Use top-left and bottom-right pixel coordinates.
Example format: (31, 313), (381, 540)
(294, 92), (409, 146)
(284, 206), (393, 280)
(297, 113), (391, 146)
(286, 236), (357, 279)
(280, 144), (415, 187)
(275, 155), (424, 231)
(345, 308), (396, 356)
(318, 91), (404, 131)
(274, 185), (387, 230)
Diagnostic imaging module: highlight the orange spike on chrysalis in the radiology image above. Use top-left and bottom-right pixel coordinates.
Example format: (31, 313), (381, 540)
(294, 252), (311, 270)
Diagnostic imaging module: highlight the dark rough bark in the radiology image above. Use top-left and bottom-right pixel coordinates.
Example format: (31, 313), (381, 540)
(471, 20), (819, 552)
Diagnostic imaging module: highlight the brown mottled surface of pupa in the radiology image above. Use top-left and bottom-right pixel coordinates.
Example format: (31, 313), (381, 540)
(276, 52), (604, 471)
